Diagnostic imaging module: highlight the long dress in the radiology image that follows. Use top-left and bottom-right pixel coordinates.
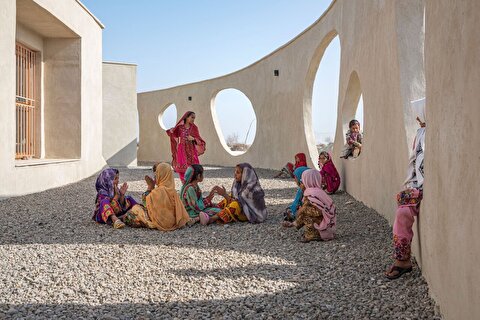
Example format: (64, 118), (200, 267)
(167, 112), (206, 183)
(320, 159), (340, 194)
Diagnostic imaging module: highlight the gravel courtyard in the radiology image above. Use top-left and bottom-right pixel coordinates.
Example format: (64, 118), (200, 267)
(0, 167), (440, 319)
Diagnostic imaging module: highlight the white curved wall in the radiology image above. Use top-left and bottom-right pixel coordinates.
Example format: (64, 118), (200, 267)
(138, 0), (480, 318)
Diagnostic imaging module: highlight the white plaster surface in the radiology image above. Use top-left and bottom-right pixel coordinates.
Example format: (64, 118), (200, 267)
(102, 62), (138, 167)
(137, 0), (480, 318)
(0, 0), (105, 196)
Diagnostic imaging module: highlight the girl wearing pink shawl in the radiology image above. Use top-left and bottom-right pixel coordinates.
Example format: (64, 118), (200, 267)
(318, 151), (341, 194)
(282, 169), (336, 242)
(166, 111), (206, 183)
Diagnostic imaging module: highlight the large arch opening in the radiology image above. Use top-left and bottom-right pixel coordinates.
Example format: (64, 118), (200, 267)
(211, 88), (257, 156)
(303, 30), (340, 168)
(158, 103), (177, 130)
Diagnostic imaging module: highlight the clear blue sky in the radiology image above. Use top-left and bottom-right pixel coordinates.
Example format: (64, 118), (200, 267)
(82, 0), (362, 145)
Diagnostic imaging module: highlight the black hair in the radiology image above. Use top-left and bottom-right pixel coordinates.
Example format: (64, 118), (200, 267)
(190, 164), (204, 181)
(183, 111), (195, 123)
(349, 119), (360, 128)
(319, 151), (330, 161)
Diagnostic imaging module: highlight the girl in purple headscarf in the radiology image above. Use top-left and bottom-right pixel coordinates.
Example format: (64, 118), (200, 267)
(282, 169), (336, 242)
(92, 168), (138, 229)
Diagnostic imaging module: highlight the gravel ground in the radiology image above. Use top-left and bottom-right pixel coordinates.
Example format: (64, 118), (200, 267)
(0, 167), (441, 319)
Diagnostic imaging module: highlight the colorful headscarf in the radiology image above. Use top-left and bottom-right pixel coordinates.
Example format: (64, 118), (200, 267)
(179, 165), (199, 198)
(167, 111), (206, 169)
(294, 153), (307, 169)
(146, 163), (190, 231)
(293, 166), (309, 183)
(95, 168), (119, 198)
(289, 166), (310, 215)
(232, 163), (267, 223)
(301, 169), (336, 240)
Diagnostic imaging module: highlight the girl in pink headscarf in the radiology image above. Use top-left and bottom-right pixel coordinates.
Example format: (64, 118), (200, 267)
(282, 169), (336, 242)
(166, 111), (206, 183)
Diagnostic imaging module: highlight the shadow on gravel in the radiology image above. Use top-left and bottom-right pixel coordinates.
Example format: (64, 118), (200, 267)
(0, 168), (440, 319)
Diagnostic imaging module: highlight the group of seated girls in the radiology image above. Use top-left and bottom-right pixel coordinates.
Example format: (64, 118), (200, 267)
(92, 162), (267, 231)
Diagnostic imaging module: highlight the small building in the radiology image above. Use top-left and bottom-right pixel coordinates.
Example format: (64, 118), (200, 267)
(0, 0), (106, 196)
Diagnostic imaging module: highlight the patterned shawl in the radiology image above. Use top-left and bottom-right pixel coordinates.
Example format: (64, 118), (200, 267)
(180, 165), (196, 198)
(404, 127), (425, 189)
(167, 111), (206, 168)
(302, 169), (336, 240)
(95, 168), (119, 198)
(146, 163), (190, 231)
(232, 163), (267, 223)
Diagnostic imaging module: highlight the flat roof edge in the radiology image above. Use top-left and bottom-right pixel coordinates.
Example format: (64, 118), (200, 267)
(75, 0), (105, 29)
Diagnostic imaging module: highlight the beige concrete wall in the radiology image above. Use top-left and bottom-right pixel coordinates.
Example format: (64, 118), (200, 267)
(421, 1), (480, 319)
(102, 62), (138, 166)
(0, 0), (105, 196)
(138, 0), (480, 317)
(44, 38), (81, 159)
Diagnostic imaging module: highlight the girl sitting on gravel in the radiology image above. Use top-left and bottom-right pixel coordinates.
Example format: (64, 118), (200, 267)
(200, 163), (268, 225)
(283, 169), (336, 242)
(180, 164), (222, 225)
(274, 152), (308, 179)
(123, 162), (192, 231)
(284, 166), (310, 221)
(318, 151), (340, 194)
(92, 168), (138, 229)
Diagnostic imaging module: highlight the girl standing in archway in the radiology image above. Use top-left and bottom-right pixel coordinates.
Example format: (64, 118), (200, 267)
(167, 111), (206, 183)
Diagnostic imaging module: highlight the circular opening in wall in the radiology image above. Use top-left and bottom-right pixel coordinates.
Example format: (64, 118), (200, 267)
(311, 35), (340, 157)
(158, 103), (178, 130)
(212, 88), (257, 156)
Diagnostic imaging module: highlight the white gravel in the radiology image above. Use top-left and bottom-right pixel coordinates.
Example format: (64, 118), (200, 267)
(0, 167), (441, 319)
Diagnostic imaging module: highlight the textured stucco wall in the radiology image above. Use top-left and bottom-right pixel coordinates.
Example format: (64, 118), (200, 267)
(137, 0), (480, 318)
(0, 0), (105, 196)
(421, 0), (480, 319)
(102, 62), (138, 166)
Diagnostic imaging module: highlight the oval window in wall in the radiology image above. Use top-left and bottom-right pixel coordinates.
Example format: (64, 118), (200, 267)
(311, 36), (340, 158)
(158, 103), (177, 130)
(212, 88), (257, 156)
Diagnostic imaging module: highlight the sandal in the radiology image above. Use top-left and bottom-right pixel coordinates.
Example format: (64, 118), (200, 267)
(199, 212), (210, 226)
(385, 265), (413, 280)
(113, 219), (125, 229)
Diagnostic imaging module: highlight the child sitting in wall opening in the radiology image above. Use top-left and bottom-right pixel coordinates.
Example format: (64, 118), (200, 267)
(340, 119), (363, 159)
